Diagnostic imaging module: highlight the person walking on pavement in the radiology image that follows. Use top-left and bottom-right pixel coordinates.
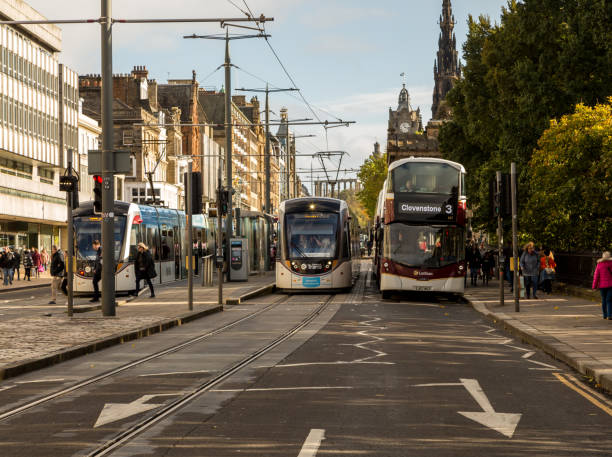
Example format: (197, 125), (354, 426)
(539, 249), (556, 294)
(31, 247), (41, 278)
(592, 251), (612, 320)
(49, 245), (65, 304)
(22, 248), (33, 281)
(12, 248), (21, 281)
(0, 247), (13, 286)
(41, 248), (50, 272)
(520, 242), (540, 299)
(91, 240), (102, 303)
(132, 242), (156, 298)
(467, 243), (482, 286)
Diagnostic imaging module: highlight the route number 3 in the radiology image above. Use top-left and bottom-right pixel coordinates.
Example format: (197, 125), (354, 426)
(445, 204), (453, 215)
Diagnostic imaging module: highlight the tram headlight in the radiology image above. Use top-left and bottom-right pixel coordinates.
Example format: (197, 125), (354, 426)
(300, 263), (307, 271)
(85, 266), (91, 273)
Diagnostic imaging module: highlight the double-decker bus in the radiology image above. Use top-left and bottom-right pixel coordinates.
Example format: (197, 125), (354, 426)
(373, 157), (467, 297)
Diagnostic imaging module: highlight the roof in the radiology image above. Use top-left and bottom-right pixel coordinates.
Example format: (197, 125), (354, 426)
(157, 84), (194, 123)
(388, 157), (466, 174)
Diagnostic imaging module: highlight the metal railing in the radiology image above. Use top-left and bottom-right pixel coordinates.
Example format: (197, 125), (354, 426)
(554, 251), (601, 287)
(201, 255), (214, 287)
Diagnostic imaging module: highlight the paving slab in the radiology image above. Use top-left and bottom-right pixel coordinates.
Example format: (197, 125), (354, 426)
(465, 279), (612, 394)
(0, 272), (276, 380)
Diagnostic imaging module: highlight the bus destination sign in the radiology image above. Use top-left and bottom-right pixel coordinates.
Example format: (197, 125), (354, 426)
(394, 194), (457, 223)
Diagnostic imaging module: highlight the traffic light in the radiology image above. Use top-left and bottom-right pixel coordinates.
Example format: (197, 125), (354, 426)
(93, 175), (103, 214)
(219, 189), (229, 216)
(183, 171), (203, 214)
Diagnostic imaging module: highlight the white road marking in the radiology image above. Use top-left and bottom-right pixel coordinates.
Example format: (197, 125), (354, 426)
(526, 359), (557, 369)
(212, 386), (353, 393)
(0, 385), (16, 392)
(521, 351), (536, 359)
(297, 429), (325, 457)
(276, 361), (393, 368)
(413, 382), (463, 387)
(458, 378), (522, 438)
(506, 345), (531, 352)
(94, 393), (179, 428)
(485, 328), (496, 334)
(138, 370), (213, 377)
(15, 378), (68, 384)
(498, 338), (513, 345)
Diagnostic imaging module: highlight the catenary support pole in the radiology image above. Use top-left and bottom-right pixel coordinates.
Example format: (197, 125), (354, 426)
(511, 162), (519, 312)
(496, 171), (504, 307)
(264, 84), (270, 213)
(224, 30), (233, 281)
(187, 160), (193, 311)
(66, 150), (74, 317)
(101, 0), (115, 316)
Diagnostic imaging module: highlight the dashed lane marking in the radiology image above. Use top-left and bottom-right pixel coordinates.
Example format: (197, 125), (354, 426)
(522, 351), (536, 359)
(212, 386), (353, 393)
(298, 429), (325, 457)
(553, 373), (612, 417)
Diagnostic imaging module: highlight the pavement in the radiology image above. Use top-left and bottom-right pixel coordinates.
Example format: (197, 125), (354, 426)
(465, 278), (612, 394)
(0, 273), (51, 293)
(0, 271), (276, 381)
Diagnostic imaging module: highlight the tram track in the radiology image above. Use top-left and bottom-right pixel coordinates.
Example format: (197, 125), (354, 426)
(0, 294), (290, 423)
(86, 293), (335, 457)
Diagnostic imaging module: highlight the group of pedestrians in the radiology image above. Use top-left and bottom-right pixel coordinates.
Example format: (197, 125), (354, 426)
(504, 242), (557, 299)
(465, 242), (495, 287)
(0, 246), (51, 286)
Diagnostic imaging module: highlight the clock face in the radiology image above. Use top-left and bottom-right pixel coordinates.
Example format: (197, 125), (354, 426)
(399, 122), (410, 133)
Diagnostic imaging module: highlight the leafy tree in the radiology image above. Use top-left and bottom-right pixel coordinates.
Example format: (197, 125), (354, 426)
(525, 99), (612, 251)
(357, 152), (387, 219)
(338, 189), (369, 229)
(439, 0), (612, 239)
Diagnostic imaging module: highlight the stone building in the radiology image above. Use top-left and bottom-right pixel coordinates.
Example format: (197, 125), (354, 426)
(0, 0), (78, 251)
(432, 0), (461, 120)
(79, 66), (183, 209)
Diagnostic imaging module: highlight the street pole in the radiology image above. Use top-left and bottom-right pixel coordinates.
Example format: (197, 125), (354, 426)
(224, 30), (233, 281)
(511, 162), (519, 312)
(186, 160), (193, 311)
(101, 0), (115, 316)
(264, 84), (270, 213)
(66, 149), (74, 317)
(496, 171), (504, 307)
(217, 179), (223, 306)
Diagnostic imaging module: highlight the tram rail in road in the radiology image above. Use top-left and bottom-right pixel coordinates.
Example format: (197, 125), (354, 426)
(0, 294), (290, 423)
(86, 294), (335, 457)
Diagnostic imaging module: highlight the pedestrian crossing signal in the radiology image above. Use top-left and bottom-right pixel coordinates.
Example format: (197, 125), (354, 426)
(93, 175), (103, 214)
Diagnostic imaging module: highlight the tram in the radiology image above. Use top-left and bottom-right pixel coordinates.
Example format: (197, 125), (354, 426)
(73, 201), (272, 295)
(373, 157), (467, 296)
(276, 197), (354, 292)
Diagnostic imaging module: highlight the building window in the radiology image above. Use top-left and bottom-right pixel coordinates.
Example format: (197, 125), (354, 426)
(38, 168), (54, 185)
(0, 158), (33, 180)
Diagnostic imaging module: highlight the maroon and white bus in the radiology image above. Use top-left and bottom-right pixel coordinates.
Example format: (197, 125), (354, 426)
(373, 157), (467, 297)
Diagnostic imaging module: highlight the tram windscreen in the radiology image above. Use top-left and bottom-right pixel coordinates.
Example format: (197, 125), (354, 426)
(285, 212), (338, 258)
(74, 216), (126, 261)
(392, 162), (459, 194)
(383, 224), (464, 268)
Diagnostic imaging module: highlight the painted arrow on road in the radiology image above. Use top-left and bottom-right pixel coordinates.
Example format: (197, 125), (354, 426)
(458, 378), (522, 438)
(94, 394), (177, 428)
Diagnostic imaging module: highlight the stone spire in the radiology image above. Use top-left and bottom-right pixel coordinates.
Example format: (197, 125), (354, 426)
(432, 0), (461, 119)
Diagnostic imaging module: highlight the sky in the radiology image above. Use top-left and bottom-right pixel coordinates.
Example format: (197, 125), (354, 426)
(26, 0), (509, 192)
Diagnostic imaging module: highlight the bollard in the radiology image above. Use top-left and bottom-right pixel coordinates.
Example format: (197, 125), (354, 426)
(201, 255), (214, 287)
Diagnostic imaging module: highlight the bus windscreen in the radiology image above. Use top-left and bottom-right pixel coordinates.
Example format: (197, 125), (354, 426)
(392, 162), (459, 194)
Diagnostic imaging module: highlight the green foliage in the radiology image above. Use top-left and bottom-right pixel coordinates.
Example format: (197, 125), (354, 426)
(525, 99), (612, 250)
(338, 189), (369, 230)
(440, 0), (612, 243)
(357, 152), (388, 220)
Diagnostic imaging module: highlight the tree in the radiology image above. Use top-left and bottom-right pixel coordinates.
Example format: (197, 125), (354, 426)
(357, 152), (387, 219)
(525, 99), (612, 251)
(439, 0), (612, 235)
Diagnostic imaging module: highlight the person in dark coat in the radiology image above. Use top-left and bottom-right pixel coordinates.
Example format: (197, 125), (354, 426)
(133, 242), (156, 297)
(12, 249), (21, 281)
(91, 240), (102, 302)
(467, 243), (482, 286)
(22, 249), (33, 281)
(49, 245), (65, 304)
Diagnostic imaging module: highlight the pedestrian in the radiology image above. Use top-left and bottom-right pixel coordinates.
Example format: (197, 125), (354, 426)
(0, 247), (13, 286)
(91, 240), (102, 303)
(41, 248), (50, 272)
(539, 249), (556, 294)
(12, 248), (21, 281)
(7, 247), (16, 283)
(592, 251), (612, 320)
(132, 242), (156, 298)
(482, 251), (493, 286)
(48, 245), (65, 304)
(31, 247), (41, 278)
(23, 248), (33, 281)
(467, 243), (482, 286)
(520, 242), (540, 299)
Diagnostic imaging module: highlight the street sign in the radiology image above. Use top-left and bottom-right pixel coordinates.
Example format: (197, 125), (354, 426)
(87, 149), (132, 174)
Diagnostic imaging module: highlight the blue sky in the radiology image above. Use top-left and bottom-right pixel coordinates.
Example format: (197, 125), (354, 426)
(27, 0), (508, 191)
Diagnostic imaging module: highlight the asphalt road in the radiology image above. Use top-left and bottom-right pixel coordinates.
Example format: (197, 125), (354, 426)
(0, 262), (611, 457)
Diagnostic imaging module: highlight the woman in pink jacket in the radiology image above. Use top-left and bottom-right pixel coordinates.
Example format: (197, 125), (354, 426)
(593, 251), (612, 320)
